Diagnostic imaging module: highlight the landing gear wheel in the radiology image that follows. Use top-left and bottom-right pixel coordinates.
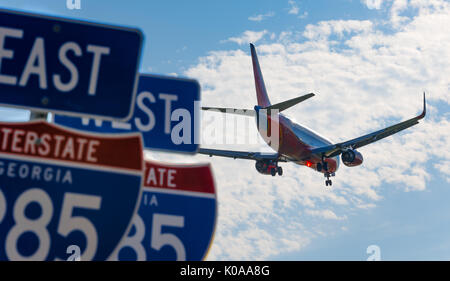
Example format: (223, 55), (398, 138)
(324, 172), (333, 187)
(270, 168), (276, 176)
(277, 166), (283, 176)
(316, 162), (322, 172)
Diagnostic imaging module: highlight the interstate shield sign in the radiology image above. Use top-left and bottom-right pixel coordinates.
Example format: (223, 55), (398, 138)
(114, 160), (217, 261)
(0, 121), (143, 260)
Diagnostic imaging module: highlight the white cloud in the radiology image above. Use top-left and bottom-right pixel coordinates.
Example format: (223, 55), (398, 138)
(364, 0), (384, 10)
(390, 0), (409, 27)
(288, 0), (299, 15)
(287, 0), (307, 19)
(160, 0), (450, 260)
(225, 30), (269, 45)
(248, 11), (275, 22)
(299, 11), (308, 19)
(306, 209), (347, 220)
(303, 20), (373, 40)
(434, 160), (450, 183)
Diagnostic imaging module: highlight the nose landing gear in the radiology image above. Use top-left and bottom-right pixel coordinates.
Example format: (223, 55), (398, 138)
(325, 172), (335, 187)
(316, 157), (335, 187)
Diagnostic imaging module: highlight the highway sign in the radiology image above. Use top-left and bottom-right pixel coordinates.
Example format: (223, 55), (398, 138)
(0, 9), (142, 120)
(0, 121), (143, 260)
(113, 160), (216, 261)
(54, 74), (200, 153)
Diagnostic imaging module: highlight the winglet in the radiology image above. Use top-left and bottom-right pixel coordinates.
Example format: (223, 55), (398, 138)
(418, 92), (426, 119)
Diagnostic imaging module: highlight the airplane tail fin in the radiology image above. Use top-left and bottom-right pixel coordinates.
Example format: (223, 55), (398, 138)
(201, 44), (315, 116)
(250, 43), (271, 107)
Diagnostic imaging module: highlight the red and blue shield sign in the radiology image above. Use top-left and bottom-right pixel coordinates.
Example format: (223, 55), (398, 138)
(0, 121), (143, 260)
(114, 160), (217, 261)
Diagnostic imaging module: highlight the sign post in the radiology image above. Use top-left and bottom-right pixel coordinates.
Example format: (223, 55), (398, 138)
(113, 160), (217, 261)
(0, 121), (143, 260)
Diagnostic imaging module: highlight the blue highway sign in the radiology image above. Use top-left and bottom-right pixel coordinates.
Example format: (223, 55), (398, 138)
(113, 160), (217, 261)
(54, 74), (200, 154)
(0, 9), (142, 120)
(0, 121), (143, 260)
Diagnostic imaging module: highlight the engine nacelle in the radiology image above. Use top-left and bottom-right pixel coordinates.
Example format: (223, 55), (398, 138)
(255, 160), (278, 175)
(341, 149), (363, 167)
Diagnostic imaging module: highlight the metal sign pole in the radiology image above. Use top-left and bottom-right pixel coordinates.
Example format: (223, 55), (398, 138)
(29, 111), (48, 121)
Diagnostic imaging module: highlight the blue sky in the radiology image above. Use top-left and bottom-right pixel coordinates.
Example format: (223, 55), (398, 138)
(0, 0), (394, 75)
(0, 0), (449, 260)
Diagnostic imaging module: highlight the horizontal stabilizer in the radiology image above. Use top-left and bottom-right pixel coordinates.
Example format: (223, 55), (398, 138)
(264, 93), (314, 112)
(202, 93), (314, 116)
(201, 107), (254, 116)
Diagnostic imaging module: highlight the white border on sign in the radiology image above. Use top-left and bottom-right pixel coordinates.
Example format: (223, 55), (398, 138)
(142, 187), (216, 199)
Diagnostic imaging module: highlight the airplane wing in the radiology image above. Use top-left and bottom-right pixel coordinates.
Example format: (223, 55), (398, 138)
(198, 148), (291, 162)
(310, 93), (427, 158)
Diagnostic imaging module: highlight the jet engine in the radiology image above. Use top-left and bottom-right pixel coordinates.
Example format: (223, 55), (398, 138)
(255, 160), (283, 176)
(341, 149), (363, 167)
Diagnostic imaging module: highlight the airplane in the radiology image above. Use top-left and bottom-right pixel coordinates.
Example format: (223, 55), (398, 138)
(199, 43), (426, 186)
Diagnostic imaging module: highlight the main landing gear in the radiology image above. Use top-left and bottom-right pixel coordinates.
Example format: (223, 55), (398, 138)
(270, 165), (283, 176)
(316, 158), (335, 187)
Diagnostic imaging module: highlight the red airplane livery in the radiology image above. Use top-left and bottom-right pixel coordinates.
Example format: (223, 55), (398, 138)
(199, 43), (426, 186)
